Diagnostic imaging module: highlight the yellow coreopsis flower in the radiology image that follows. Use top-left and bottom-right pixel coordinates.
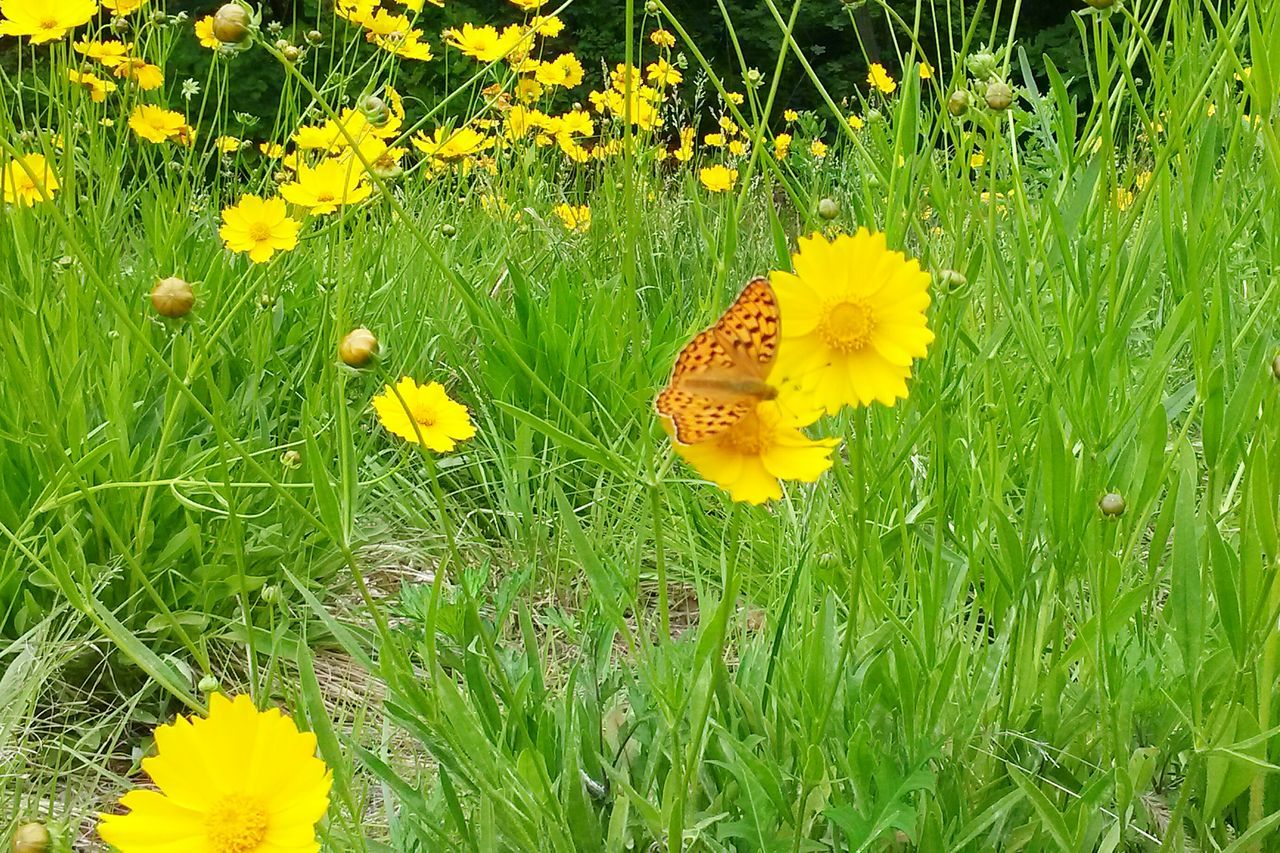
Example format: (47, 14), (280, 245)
(783, 108), (799, 122)
(443, 22), (523, 62)
(509, 0), (543, 9)
(703, 132), (725, 147)
(411, 126), (493, 161)
(646, 58), (681, 87)
(373, 377), (476, 451)
(530, 13), (562, 36)
(918, 60), (934, 80)
(215, 135), (242, 154)
(969, 151), (985, 168)
(219, 195), (301, 263)
(699, 164), (737, 192)
(867, 62), (897, 94)
(114, 57), (163, 91)
(772, 230), (933, 412)
(68, 69), (117, 101)
(773, 132), (792, 160)
(553, 203), (590, 232)
(74, 38), (131, 66)
(728, 139), (747, 157)
(535, 53), (583, 88)
(101, 0), (144, 14)
(670, 401), (839, 505)
(847, 113), (864, 130)
(128, 105), (188, 143)
(673, 127), (695, 162)
(194, 14), (218, 48)
(3, 153), (59, 206)
(372, 30), (432, 61)
(809, 139), (828, 159)
(279, 158), (372, 214)
(97, 694), (331, 853)
(649, 28), (675, 48)
(0, 0), (97, 43)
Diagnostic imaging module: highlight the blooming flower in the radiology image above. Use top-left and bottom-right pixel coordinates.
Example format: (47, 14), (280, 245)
(101, 0), (144, 14)
(773, 132), (792, 159)
(918, 60), (934, 80)
(699, 164), (737, 192)
(74, 38), (131, 67)
(194, 15), (218, 48)
(847, 113), (865, 130)
(96, 694), (331, 853)
(128, 105), (189, 143)
(809, 139), (828, 158)
(867, 62), (897, 94)
(671, 401), (839, 504)
(68, 69), (117, 101)
(279, 158), (372, 214)
(649, 28), (675, 48)
(783, 108), (799, 122)
(0, 0), (98, 43)
(553, 203), (590, 232)
(535, 53), (583, 88)
(771, 230), (933, 413)
(443, 22), (524, 62)
(646, 58), (682, 87)
(3, 153), (58, 206)
(411, 126), (493, 161)
(372, 377), (476, 451)
(219, 195), (301, 263)
(114, 57), (164, 90)
(508, 0), (543, 9)
(530, 14), (562, 36)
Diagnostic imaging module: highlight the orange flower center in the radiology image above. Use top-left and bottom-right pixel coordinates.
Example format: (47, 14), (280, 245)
(720, 412), (772, 456)
(412, 403), (437, 428)
(205, 793), (269, 853)
(316, 191), (335, 203)
(820, 299), (876, 352)
(40, 16), (60, 29)
(247, 222), (274, 242)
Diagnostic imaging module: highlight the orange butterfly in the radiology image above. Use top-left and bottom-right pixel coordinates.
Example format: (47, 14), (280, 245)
(656, 277), (781, 444)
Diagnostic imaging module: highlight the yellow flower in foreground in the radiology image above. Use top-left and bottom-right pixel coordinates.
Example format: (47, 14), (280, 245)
(774, 132), (792, 160)
(279, 158), (372, 214)
(443, 22), (523, 62)
(97, 694), (331, 853)
(772, 230), (933, 413)
(553, 203), (590, 232)
(867, 62), (897, 95)
(219, 195), (301, 263)
(411, 126), (493, 161)
(535, 52), (583, 88)
(128, 104), (187, 143)
(699, 164), (737, 192)
(0, 0), (97, 43)
(671, 401), (839, 505)
(114, 57), (164, 91)
(373, 377), (476, 451)
(3, 153), (59, 206)
(509, 0), (543, 9)
(68, 69), (117, 101)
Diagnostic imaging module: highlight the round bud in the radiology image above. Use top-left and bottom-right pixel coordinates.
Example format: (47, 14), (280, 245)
(151, 276), (194, 318)
(939, 269), (967, 290)
(111, 16), (130, 31)
(985, 81), (1014, 111)
(305, 29), (323, 45)
(282, 45), (301, 63)
(211, 3), (251, 44)
(11, 823), (51, 853)
(358, 94), (390, 127)
(197, 674), (220, 693)
(1099, 492), (1126, 517)
(273, 38), (289, 51)
(817, 197), (839, 221)
(745, 68), (764, 88)
(149, 9), (167, 24)
(339, 327), (378, 367)
(1272, 354), (1280, 380)
(947, 89), (971, 116)
(257, 291), (275, 309)
(866, 108), (883, 123)
(280, 449), (302, 469)
(644, 0), (658, 12)
(441, 223), (457, 238)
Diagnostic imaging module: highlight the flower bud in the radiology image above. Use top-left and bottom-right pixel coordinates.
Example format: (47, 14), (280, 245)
(273, 38), (289, 51)
(358, 94), (390, 127)
(111, 15), (130, 31)
(149, 9), (167, 24)
(282, 45), (301, 63)
(305, 29), (323, 45)
(817, 197), (839, 220)
(261, 584), (281, 604)
(11, 823), (51, 853)
(965, 50), (998, 80)
(985, 80), (1014, 111)
(211, 2), (252, 44)
(280, 449), (302, 468)
(947, 89), (970, 116)
(339, 327), (378, 367)
(151, 276), (194, 318)
(1272, 354), (1280, 380)
(198, 674), (220, 693)
(745, 68), (764, 88)
(1099, 492), (1126, 517)
(441, 223), (457, 238)
(644, 0), (658, 12)
(939, 269), (967, 290)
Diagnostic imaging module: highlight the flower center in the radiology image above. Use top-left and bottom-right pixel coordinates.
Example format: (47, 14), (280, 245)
(412, 404), (437, 428)
(40, 16), (60, 29)
(820, 299), (876, 352)
(720, 412), (772, 456)
(247, 222), (274, 242)
(205, 793), (269, 853)
(316, 191), (335, 203)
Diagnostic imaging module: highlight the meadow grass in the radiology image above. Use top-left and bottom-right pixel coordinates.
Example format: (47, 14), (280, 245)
(2, 0), (1280, 849)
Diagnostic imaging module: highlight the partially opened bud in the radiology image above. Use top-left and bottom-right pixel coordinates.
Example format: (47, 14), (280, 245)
(151, 276), (194, 318)
(340, 327), (378, 367)
(358, 94), (390, 127)
(11, 822), (51, 853)
(212, 2), (251, 44)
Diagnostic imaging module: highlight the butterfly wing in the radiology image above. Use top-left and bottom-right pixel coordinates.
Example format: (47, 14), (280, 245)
(656, 277), (781, 444)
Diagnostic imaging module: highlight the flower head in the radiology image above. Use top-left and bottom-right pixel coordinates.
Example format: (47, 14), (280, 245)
(553, 203), (590, 232)
(649, 28), (675, 48)
(68, 69), (117, 101)
(535, 52), (583, 88)
(771, 230), (933, 413)
(867, 62), (897, 94)
(443, 22), (523, 62)
(0, 0), (98, 43)
(75, 38), (131, 66)
(128, 104), (188, 143)
(671, 401), (839, 504)
(699, 164), (737, 192)
(97, 694), (331, 853)
(195, 14), (219, 48)
(373, 377), (476, 451)
(3, 153), (59, 206)
(101, 0), (144, 15)
(279, 158), (372, 214)
(219, 195), (301, 263)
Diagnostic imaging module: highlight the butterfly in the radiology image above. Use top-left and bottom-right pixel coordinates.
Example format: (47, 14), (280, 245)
(656, 277), (781, 444)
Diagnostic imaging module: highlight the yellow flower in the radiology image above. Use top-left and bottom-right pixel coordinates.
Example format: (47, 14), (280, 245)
(530, 14), (562, 36)
(703, 132), (725, 147)
(670, 401), (839, 505)
(194, 15), (218, 48)
(443, 22), (523, 62)
(867, 62), (897, 94)
(773, 132), (791, 159)
(650, 28), (675, 48)
(75, 38), (131, 66)
(508, 0), (543, 9)
(553, 203), (590, 232)
(3, 153), (58, 206)
(646, 58), (681, 87)
(279, 158), (372, 214)
(535, 53), (583, 88)
(847, 113), (864, 130)
(128, 105), (188, 143)
(215, 135), (242, 153)
(725, 91), (744, 105)
(0, 0), (97, 43)
(728, 139), (747, 157)
(219, 195), (301, 263)
(114, 57), (163, 90)
(918, 60), (934, 80)
(783, 108), (798, 122)
(673, 127), (695, 162)
(68, 69), (117, 101)
(96, 694), (331, 853)
(411, 126), (493, 161)
(101, 0), (143, 14)
(809, 139), (828, 158)
(969, 151), (985, 168)
(372, 30), (432, 61)
(1114, 186), (1135, 210)
(772, 230), (933, 412)
(372, 377), (476, 451)
(699, 164), (737, 192)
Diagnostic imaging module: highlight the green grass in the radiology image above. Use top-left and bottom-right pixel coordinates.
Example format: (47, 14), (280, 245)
(3, 0), (1280, 849)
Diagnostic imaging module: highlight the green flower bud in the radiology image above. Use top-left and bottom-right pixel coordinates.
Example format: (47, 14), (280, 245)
(817, 197), (839, 220)
(11, 822), (51, 853)
(947, 89), (971, 116)
(212, 2), (252, 45)
(197, 674), (220, 693)
(151, 276), (195, 318)
(985, 80), (1014, 111)
(1099, 492), (1126, 517)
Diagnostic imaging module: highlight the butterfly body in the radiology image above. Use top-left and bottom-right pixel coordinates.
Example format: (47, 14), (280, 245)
(656, 277), (781, 444)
